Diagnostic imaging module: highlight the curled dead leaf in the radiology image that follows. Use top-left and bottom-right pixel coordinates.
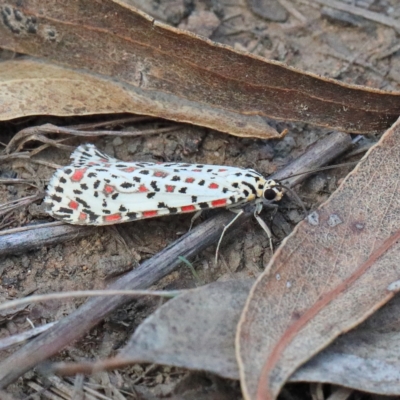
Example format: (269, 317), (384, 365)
(0, 1), (400, 136)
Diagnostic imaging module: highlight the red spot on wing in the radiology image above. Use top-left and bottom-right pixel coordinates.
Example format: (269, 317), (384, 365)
(165, 185), (175, 193)
(68, 200), (79, 210)
(218, 169), (227, 172)
(103, 213), (122, 222)
(139, 184), (149, 192)
(71, 168), (87, 182)
(104, 185), (115, 194)
(209, 183), (219, 189)
(185, 177), (195, 183)
(192, 169), (202, 172)
(79, 212), (87, 221)
(123, 166), (136, 172)
(104, 163), (111, 167)
(181, 205), (196, 212)
(211, 199), (227, 207)
(154, 170), (169, 178)
(143, 210), (158, 218)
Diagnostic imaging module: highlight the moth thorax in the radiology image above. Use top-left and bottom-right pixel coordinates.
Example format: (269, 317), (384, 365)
(263, 180), (283, 202)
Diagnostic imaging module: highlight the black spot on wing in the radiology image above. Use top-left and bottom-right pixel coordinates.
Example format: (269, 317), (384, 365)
(76, 198), (90, 208)
(51, 194), (62, 203)
(88, 172), (97, 178)
(120, 182), (133, 188)
(119, 205), (127, 212)
(241, 181), (257, 195)
(126, 212), (138, 220)
(58, 207), (73, 214)
(95, 150), (108, 158)
(86, 209), (100, 223)
(198, 180), (205, 186)
(111, 193), (119, 200)
(55, 186), (63, 193)
(158, 202), (167, 208)
(171, 176), (181, 181)
(80, 183), (88, 190)
(147, 193), (156, 199)
(199, 202), (209, 209)
(59, 177), (67, 184)
(191, 196), (197, 202)
(168, 207), (178, 213)
(133, 177), (141, 183)
(179, 187), (187, 194)
(93, 180), (101, 189)
(151, 181), (160, 191)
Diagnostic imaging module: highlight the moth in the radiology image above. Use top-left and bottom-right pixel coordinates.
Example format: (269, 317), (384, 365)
(44, 144), (285, 258)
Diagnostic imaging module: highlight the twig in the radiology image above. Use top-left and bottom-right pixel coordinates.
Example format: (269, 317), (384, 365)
(308, 0), (400, 31)
(6, 123), (183, 154)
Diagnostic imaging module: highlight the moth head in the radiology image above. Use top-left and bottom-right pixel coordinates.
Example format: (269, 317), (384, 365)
(263, 180), (284, 202)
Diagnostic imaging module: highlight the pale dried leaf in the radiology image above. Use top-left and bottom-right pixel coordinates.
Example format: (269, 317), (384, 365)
(0, 58), (154, 120)
(291, 293), (400, 396)
(237, 117), (400, 400)
(119, 280), (254, 379)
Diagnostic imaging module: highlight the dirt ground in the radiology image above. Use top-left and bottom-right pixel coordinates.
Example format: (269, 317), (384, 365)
(1, 0), (400, 398)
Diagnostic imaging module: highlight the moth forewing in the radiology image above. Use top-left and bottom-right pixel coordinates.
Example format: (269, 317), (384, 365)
(44, 144), (281, 227)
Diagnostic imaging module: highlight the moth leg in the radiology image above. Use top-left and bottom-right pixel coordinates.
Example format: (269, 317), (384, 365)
(189, 210), (202, 231)
(215, 208), (244, 264)
(254, 213), (273, 254)
(256, 200), (278, 252)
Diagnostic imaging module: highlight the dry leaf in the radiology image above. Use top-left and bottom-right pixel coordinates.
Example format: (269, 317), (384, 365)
(291, 293), (400, 396)
(48, 277), (400, 398)
(237, 116), (400, 400)
(0, 1), (400, 136)
(0, 58), (153, 120)
(119, 280), (254, 379)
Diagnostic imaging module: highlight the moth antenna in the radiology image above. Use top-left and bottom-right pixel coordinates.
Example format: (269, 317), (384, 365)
(278, 160), (359, 183)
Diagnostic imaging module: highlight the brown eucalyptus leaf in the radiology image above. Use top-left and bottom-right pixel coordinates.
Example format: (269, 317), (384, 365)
(1, 1), (400, 136)
(237, 117), (400, 400)
(119, 280), (254, 379)
(291, 293), (400, 396)
(0, 58), (152, 120)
